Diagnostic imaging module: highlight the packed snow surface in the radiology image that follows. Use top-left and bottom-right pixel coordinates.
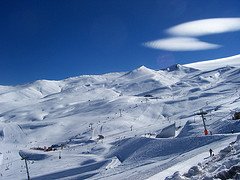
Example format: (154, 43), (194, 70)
(0, 54), (240, 179)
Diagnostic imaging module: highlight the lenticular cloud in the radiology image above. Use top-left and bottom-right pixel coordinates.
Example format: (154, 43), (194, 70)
(143, 18), (240, 51)
(143, 37), (220, 51)
(167, 18), (240, 36)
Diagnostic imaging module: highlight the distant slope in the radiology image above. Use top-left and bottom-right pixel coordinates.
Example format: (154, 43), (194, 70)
(184, 54), (240, 70)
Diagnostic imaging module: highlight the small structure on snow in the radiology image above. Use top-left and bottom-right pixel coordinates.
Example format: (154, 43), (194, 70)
(97, 135), (104, 140)
(156, 123), (176, 138)
(144, 94), (153, 98)
(233, 112), (240, 120)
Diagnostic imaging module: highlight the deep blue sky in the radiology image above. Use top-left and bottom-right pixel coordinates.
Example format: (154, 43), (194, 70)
(1, 0), (240, 85)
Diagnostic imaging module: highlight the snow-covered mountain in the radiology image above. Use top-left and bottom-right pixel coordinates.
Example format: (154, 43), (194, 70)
(184, 54), (240, 70)
(0, 54), (240, 179)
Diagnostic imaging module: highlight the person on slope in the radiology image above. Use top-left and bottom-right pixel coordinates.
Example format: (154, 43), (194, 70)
(209, 149), (213, 157)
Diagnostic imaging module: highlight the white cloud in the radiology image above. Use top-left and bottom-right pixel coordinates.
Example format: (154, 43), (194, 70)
(143, 18), (240, 51)
(143, 37), (221, 51)
(167, 18), (240, 36)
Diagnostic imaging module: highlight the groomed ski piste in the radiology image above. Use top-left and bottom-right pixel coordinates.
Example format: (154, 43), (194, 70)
(0, 54), (240, 179)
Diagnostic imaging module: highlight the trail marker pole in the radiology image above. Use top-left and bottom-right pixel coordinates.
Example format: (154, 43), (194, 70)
(19, 152), (30, 180)
(24, 159), (30, 180)
(119, 109), (122, 117)
(59, 151), (62, 159)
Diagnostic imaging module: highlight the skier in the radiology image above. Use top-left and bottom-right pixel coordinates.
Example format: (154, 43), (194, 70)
(209, 149), (213, 156)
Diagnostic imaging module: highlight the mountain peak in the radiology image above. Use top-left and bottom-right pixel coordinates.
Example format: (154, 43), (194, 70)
(134, 65), (153, 72)
(166, 64), (198, 73)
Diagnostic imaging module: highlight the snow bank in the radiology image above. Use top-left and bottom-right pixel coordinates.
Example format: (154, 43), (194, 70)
(106, 156), (121, 170)
(166, 135), (240, 180)
(211, 120), (240, 134)
(156, 123), (176, 138)
(108, 135), (225, 164)
(19, 150), (50, 161)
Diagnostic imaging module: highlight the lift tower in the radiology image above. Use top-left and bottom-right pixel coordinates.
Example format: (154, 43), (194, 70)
(196, 109), (208, 135)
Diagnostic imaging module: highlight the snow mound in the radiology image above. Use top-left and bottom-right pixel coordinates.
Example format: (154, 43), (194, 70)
(19, 150), (50, 161)
(106, 156), (121, 170)
(177, 120), (203, 138)
(0, 80), (63, 102)
(108, 136), (225, 164)
(156, 123), (176, 138)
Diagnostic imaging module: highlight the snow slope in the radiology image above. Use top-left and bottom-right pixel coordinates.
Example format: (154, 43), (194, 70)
(0, 55), (240, 179)
(164, 135), (240, 180)
(184, 54), (240, 70)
